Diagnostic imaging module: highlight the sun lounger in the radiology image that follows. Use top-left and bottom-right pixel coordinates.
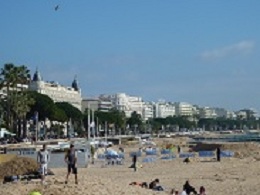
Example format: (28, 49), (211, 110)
(179, 153), (195, 158)
(220, 150), (234, 157)
(142, 157), (156, 163)
(198, 151), (215, 157)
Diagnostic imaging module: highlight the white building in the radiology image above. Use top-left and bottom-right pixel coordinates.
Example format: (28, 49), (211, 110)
(101, 93), (144, 118)
(142, 102), (154, 121)
(82, 96), (113, 113)
(214, 108), (236, 119)
(155, 100), (175, 118)
(174, 102), (195, 117)
(199, 107), (217, 119)
(29, 70), (82, 111)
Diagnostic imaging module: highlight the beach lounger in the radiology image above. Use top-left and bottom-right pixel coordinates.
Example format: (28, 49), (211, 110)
(160, 154), (176, 160)
(142, 157), (156, 163)
(129, 151), (142, 157)
(179, 153), (195, 158)
(220, 150), (234, 157)
(161, 149), (172, 155)
(145, 149), (157, 156)
(198, 151), (215, 157)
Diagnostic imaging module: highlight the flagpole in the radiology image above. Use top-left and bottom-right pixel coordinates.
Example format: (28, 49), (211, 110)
(35, 111), (38, 143)
(87, 104), (90, 140)
(92, 109), (95, 139)
(97, 117), (99, 138)
(105, 121), (107, 143)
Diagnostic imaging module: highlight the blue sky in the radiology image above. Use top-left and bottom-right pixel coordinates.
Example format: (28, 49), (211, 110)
(1, 1), (260, 111)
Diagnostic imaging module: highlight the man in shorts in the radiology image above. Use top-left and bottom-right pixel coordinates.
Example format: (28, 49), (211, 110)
(37, 144), (49, 185)
(65, 144), (78, 184)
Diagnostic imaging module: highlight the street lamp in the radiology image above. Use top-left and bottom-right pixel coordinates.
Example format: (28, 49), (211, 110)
(134, 124), (138, 135)
(0, 111), (7, 128)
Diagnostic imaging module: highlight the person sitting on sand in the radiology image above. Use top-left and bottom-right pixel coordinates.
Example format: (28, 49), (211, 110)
(170, 188), (179, 195)
(199, 186), (206, 195)
(149, 178), (164, 191)
(183, 157), (191, 163)
(183, 180), (197, 195)
(181, 190), (187, 195)
(129, 181), (148, 188)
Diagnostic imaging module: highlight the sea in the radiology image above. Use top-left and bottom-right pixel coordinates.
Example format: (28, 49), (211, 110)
(192, 133), (260, 143)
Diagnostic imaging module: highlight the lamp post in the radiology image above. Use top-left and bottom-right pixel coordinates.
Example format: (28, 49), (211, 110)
(134, 124), (138, 136)
(34, 111), (39, 143)
(87, 104), (90, 140)
(0, 111), (7, 128)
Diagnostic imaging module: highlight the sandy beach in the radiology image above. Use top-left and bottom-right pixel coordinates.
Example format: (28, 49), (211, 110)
(0, 140), (259, 195)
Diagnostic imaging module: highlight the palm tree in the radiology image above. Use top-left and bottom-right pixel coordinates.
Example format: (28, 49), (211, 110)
(0, 64), (33, 136)
(15, 65), (32, 137)
(0, 63), (17, 130)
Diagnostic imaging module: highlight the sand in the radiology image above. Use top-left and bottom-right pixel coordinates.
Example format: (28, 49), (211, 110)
(0, 156), (38, 180)
(0, 140), (259, 195)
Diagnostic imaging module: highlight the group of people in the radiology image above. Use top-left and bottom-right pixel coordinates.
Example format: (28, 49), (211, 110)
(129, 178), (164, 191)
(129, 179), (206, 195)
(178, 180), (206, 195)
(37, 143), (78, 185)
(37, 143), (209, 194)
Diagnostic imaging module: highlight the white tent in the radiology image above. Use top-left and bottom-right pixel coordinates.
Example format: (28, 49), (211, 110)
(0, 128), (16, 138)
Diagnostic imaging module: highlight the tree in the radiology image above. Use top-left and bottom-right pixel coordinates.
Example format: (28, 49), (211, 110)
(109, 108), (126, 134)
(55, 102), (82, 121)
(0, 64), (33, 137)
(55, 102), (83, 137)
(0, 63), (19, 130)
(127, 111), (143, 134)
(27, 91), (59, 121)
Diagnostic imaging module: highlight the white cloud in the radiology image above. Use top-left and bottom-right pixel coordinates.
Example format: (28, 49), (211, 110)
(200, 40), (255, 60)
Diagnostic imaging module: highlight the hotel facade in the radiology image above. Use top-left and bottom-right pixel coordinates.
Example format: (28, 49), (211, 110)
(29, 70), (82, 111)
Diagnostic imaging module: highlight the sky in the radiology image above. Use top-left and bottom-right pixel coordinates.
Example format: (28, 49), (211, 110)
(0, 1), (260, 112)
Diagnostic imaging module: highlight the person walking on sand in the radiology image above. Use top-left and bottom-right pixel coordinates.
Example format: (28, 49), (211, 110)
(177, 145), (181, 154)
(216, 147), (221, 162)
(37, 144), (49, 185)
(132, 154), (137, 172)
(90, 145), (95, 164)
(65, 144), (78, 184)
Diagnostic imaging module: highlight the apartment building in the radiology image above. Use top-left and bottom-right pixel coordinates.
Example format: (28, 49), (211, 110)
(174, 102), (195, 116)
(155, 100), (175, 118)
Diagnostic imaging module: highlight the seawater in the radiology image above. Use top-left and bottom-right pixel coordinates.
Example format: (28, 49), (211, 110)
(193, 134), (260, 143)
(22, 152), (87, 168)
